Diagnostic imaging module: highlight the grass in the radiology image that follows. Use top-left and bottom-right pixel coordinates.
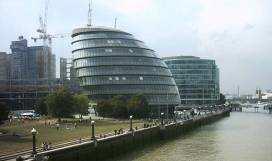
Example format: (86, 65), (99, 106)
(0, 118), (145, 155)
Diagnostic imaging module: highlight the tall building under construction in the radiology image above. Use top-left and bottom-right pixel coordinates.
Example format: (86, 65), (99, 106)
(0, 36), (57, 110)
(10, 36), (56, 81)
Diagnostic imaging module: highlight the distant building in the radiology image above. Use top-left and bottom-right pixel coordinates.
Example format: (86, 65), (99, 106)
(59, 57), (81, 93)
(163, 56), (220, 105)
(10, 36), (56, 81)
(0, 52), (10, 81)
(28, 46), (56, 80)
(60, 57), (68, 81)
(0, 36), (57, 110)
(262, 92), (272, 100)
(60, 57), (77, 81)
(10, 36), (28, 80)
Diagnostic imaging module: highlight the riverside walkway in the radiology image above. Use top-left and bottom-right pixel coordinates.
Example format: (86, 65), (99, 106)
(1, 107), (230, 161)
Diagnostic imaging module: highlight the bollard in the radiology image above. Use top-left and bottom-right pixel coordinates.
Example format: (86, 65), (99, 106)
(31, 128), (37, 156)
(161, 112), (164, 125)
(129, 115), (133, 131)
(91, 121), (95, 140)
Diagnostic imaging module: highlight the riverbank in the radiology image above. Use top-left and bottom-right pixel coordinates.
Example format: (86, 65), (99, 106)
(110, 112), (272, 161)
(0, 118), (145, 155)
(33, 109), (230, 161)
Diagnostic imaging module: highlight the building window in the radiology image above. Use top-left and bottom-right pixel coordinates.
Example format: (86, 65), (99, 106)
(109, 77), (112, 80)
(105, 49), (112, 52)
(139, 76), (143, 80)
(122, 77), (126, 80)
(115, 76), (119, 81)
(107, 40), (114, 44)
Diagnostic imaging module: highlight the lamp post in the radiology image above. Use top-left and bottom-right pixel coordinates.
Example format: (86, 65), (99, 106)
(31, 128), (37, 156)
(91, 121), (95, 140)
(129, 115), (133, 131)
(160, 112), (164, 125)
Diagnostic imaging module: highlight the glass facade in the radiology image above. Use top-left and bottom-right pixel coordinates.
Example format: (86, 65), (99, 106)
(163, 56), (220, 105)
(71, 27), (180, 107)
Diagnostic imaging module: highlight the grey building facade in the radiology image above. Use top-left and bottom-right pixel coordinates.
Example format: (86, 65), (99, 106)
(71, 27), (180, 112)
(0, 52), (10, 81)
(60, 57), (68, 81)
(163, 56), (220, 105)
(0, 37), (57, 110)
(10, 36), (28, 80)
(28, 46), (56, 80)
(9, 36), (56, 81)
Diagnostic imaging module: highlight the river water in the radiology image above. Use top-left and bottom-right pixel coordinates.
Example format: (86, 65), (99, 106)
(111, 112), (272, 161)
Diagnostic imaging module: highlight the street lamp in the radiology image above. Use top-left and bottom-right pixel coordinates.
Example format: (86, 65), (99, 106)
(160, 112), (164, 125)
(91, 121), (95, 140)
(31, 128), (37, 156)
(129, 115), (133, 131)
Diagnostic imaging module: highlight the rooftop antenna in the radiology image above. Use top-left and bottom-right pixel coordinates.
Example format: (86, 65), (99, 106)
(87, 0), (93, 27)
(114, 17), (117, 28)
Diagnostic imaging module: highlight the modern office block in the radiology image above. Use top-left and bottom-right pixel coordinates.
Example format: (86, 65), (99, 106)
(163, 56), (220, 105)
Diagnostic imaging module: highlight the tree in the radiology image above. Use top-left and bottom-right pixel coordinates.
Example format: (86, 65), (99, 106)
(111, 95), (127, 118)
(96, 100), (113, 117)
(127, 94), (150, 118)
(0, 102), (10, 124)
(35, 98), (48, 115)
(46, 87), (75, 118)
(73, 94), (89, 119)
(218, 93), (226, 105)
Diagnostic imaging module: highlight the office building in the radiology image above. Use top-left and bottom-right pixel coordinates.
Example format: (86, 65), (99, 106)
(10, 36), (28, 80)
(28, 46), (56, 80)
(163, 56), (220, 105)
(60, 57), (68, 81)
(0, 52), (10, 81)
(10, 36), (56, 81)
(0, 36), (57, 110)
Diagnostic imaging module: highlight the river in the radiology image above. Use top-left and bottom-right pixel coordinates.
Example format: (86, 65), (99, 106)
(110, 112), (272, 161)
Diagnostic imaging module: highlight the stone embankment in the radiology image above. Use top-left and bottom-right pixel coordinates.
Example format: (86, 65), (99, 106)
(28, 109), (230, 161)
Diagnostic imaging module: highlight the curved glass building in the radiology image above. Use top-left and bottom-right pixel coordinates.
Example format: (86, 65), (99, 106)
(71, 27), (180, 111)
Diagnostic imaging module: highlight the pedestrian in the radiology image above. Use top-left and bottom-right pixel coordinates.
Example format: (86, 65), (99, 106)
(42, 142), (46, 151)
(45, 142), (48, 150)
(48, 142), (52, 150)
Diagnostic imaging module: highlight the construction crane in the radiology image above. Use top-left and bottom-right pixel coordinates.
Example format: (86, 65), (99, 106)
(31, 0), (69, 46)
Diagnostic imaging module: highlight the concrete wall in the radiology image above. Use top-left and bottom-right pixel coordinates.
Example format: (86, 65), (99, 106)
(36, 109), (230, 161)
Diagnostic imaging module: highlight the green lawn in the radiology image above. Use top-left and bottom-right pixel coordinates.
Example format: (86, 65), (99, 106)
(0, 118), (145, 155)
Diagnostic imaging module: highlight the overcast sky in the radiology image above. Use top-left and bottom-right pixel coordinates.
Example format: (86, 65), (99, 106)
(1, 0), (272, 95)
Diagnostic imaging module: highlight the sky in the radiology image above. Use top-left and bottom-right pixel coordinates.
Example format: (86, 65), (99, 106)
(0, 0), (272, 95)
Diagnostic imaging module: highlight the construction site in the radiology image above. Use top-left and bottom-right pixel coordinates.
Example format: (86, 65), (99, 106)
(0, 0), (80, 110)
